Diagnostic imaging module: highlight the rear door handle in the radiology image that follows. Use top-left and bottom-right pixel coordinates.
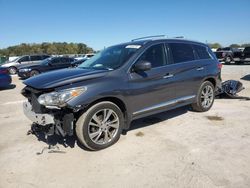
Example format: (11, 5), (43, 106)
(163, 73), (174, 79)
(196, 67), (204, 71)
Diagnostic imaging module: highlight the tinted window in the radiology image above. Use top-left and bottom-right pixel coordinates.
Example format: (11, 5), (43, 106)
(222, 47), (231, 51)
(30, 56), (42, 61)
(18, 56), (30, 62)
(137, 44), (166, 68)
(50, 58), (61, 64)
(244, 47), (250, 53)
(169, 43), (195, 63)
(193, 45), (211, 60)
(42, 55), (50, 60)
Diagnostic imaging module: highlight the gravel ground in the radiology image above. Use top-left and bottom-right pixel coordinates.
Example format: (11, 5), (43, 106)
(0, 64), (250, 188)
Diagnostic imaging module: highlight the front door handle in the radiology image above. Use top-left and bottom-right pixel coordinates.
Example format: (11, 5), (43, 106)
(163, 73), (174, 79)
(196, 67), (204, 71)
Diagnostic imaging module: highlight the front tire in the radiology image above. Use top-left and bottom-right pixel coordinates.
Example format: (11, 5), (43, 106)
(76, 101), (124, 150)
(192, 81), (215, 112)
(30, 70), (40, 77)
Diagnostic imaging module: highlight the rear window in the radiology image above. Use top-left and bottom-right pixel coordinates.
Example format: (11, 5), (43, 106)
(169, 43), (195, 63)
(193, 45), (211, 60)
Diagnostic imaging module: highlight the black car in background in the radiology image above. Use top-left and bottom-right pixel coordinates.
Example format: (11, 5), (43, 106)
(215, 47), (250, 64)
(1, 54), (50, 74)
(71, 58), (87, 67)
(18, 57), (75, 78)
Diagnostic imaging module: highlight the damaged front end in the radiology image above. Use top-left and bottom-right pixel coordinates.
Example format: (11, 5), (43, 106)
(21, 86), (84, 137)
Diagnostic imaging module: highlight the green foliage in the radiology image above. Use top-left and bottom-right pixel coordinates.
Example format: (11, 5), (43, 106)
(230, 44), (241, 48)
(241, 43), (250, 48)
(208, 43), (222, 49)
(0, 42), (94, 56)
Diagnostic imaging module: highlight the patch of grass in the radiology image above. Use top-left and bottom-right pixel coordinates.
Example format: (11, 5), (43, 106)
(135, 131), (144, 137)
(206, 115), (224, 121)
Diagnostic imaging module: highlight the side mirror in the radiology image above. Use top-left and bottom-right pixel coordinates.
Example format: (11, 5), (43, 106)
(133, 60), (151, 72)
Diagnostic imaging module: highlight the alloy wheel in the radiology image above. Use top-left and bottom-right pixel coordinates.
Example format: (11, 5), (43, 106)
(200, 85), (214, 108)
(88, 109), (119, 145)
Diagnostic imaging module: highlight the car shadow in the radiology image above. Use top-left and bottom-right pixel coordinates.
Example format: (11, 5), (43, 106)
(29, 105), (189, 151)
(128, 106), (189, 131)
(241, 74), (250, 81)
(222, 62), (250, 65)
(0, 84), (16, 90)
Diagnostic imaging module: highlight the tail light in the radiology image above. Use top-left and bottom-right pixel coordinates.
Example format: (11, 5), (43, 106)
(217, 62), (222, 69)
(0, 69), (8, 74)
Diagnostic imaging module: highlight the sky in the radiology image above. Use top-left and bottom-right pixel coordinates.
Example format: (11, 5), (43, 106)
(0, 0), (250, 50)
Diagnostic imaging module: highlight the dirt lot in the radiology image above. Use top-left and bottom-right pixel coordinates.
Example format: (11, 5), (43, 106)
(0, 65), (250, 188)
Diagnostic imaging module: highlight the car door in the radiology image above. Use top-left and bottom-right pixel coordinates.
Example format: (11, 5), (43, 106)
(30, 55), (41, 64)
(55, 57), (72, 69)
(44, 58), (62, 72)
(127, 43), (176, 117)
(243, 47), (250, 61)
(17, 56), (30, 65)
(167, 42), (208, 99)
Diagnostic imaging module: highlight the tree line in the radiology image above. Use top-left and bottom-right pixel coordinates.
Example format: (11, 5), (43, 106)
(0, 42), (94, 57)
(208, 43), (250, 49)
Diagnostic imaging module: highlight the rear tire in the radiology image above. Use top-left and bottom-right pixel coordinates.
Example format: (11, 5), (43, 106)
(8, 66), (17, 75)
(76, 101), (124, 151)
(224, 56), (232, 64)
(192, 81), (215, 112)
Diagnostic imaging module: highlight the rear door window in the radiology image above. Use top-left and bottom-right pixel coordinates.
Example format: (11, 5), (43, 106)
(169, 43), (195, 63)
(192, 45), (211, 60)
(30, 56), (42, 61)
(18, 56), (30, 63)
(50, 58), (61, 65)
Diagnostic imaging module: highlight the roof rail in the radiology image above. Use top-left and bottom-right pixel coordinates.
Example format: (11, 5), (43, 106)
(174, 36), (184, 39)
(131, 35), (166, 42)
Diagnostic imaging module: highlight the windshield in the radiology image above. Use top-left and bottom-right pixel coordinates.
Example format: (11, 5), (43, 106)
(79, 44), (141, 70)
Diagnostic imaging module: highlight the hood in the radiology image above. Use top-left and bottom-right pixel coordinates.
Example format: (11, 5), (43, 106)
(24, 68), (108, 89)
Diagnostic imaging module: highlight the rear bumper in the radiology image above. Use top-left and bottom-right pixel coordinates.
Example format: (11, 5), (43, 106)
(0, 74), (12, 87)
(23, 101), (55, 125)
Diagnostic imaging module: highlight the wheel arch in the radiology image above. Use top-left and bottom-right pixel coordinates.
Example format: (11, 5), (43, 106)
(204, 77), (216, 88)
(80, 96), (129, 129)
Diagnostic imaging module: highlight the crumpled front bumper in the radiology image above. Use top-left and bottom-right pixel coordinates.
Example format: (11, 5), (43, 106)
(23, 101), (55, 125)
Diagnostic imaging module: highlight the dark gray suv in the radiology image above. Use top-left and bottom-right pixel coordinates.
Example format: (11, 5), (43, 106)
(22, 38), (222, 150)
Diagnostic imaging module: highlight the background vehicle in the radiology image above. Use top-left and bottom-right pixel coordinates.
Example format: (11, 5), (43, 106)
(0, 56), (8, 65)
(0, 67), (12, 88)
(1, 55), (50, 74)
(74, 53), (95, 60)
(18, 56), (75, 78)
(22, 38), (221, 150)
(215, 47), (250, 64)
(71, 58), (87, 67)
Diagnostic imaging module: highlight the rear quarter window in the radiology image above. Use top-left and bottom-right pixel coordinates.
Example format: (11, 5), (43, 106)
(192, 45), (211, 60)
(169, 43), (195, 63)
